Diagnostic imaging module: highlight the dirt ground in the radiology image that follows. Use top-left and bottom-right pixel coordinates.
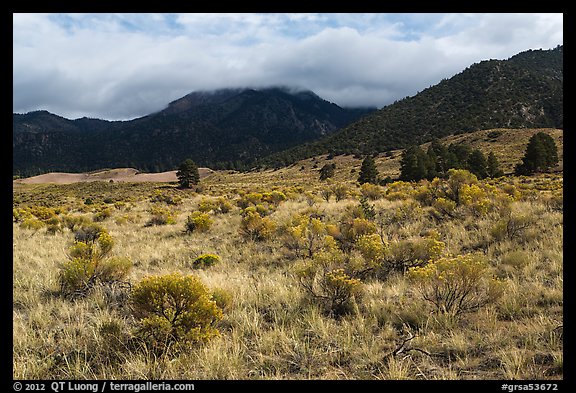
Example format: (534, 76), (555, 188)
(13, 168), (213, 185)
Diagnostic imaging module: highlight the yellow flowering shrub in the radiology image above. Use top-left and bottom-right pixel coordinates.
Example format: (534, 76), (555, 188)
(282, 215), (327, 258)
(407, 253), (506, 316)
(191, 254), (221, 269)
(240, 210), (276, 241)
(185, 211), (213, 233)
(131, 273), (223, 350)
(59, 232), (131, 298)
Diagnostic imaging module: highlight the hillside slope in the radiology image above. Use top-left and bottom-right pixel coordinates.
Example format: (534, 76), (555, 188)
(13, 87), (374, 176)
(262, 46), (563, 167)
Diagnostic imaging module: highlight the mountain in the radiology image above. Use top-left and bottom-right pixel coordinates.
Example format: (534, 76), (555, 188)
(261, 46), (563, 167)
(13, 87), (375, 176)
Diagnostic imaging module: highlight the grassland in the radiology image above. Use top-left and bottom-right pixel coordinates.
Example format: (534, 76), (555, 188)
(12, 128), (563, 380)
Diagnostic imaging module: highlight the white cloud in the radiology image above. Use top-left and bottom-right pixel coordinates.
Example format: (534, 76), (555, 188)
(13, 13), (563, 120)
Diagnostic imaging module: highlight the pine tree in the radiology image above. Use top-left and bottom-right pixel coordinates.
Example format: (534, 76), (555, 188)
(399, 146), (429, 181)
(319, 163), (336, 181)
(177, 159), (200, 188)
(467, 149), (488, 179)
(486, 151), (504, 178)
(515, 132), (559, 175)
(358, 155), (379, 184)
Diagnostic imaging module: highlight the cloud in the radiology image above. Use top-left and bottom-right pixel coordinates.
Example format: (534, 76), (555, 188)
(13, 13), (563, 120)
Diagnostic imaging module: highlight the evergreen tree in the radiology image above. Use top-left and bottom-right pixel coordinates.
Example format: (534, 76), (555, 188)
(319, 163), (336, 181)
(358, 155), (379, 184)
(176, 158), (200, 188)
(467, 149), (488, 179)
(515, 132), (559, 175)
(447, 143), (472, 170)
(400, 146), (430, 181)
(486, 151), (504, 178)
(429, 139), (449, 175)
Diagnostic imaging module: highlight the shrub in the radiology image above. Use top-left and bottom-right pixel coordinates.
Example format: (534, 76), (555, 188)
(191, 254), (221, 269)
(45, 216), (62, 235)
(459, 184), (493, 216)
(331, 183), (349, 202)
(185, 211), (213, 234)
(145, 206), (176, 226)
(356, 233), (389, 270)
(59, 232), (131, 298)
(387, 236), (446, 272)
(210, 287), (233, 310)
(319, 187), (333, 202)
(27, 205), (58, 221)
(262, 191), (287, 205)
(150, 190), (182, 205)
(432, 197), (457, 218)
(73, 223), (107, 244)
(215, 197), (234, 214)
(490, 214), (532, 242)
(93, 207), (113, 222)
(240, 210), (276, 241)
(282, 216), (326, 258)
(13, 208), (33, 223)
(338, 218), (377, 247)
(62, 214), (92, 231)
(392, 200), (423, 224)
(130, 273), (223, 349)
(198, 198), (217, 213)
(360, 183), (384, 200)
(296, 260), (362, 318)
(236, 192), (263, 209)
(20, 218), (44, 231)
(407, 253), (506, 316)
(446, 169), (478, 205)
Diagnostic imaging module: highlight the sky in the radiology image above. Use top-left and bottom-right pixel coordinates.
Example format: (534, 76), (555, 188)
(13, 13), (563, 121)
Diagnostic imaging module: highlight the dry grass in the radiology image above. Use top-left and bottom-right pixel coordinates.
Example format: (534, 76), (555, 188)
(13, 155), (562, 380)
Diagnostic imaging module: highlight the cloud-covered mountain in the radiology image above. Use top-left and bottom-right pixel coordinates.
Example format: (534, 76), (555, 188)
(261, 46), (563, 167)
(13, 87), (374, 176)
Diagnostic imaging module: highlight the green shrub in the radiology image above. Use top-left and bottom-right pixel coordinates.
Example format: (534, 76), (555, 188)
(45, 216), (62, 235)
(490, 214), (532, 242)
(407, 253), (506, 316)
(387, 236), (446, 272)
(191, 254), (221, 269)
(296, 260), (362, 318)
(93, 207), (113, 222)
(73, 223), (108, 244)
(130, 273), (223, 349)
(62, 214), (92, 231)
(145, 206), (176, 226)
(338, 218), (377, 247)
(446, 169), (478, 205)
(59, 232), (131, 298)
(432, 197), (457, 218)
(198, 197), (217, 213)
(210, 287), (233, 310)
(215, 197), (234, 214)
(331, 183), (349, 202)
(185, 211), (213, 234)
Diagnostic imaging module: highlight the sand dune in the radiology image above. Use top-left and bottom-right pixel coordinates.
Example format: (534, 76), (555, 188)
(13, 168), (213, 185)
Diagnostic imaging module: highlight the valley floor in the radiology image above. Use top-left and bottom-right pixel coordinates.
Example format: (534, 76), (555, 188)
(12, 171), (562, 380)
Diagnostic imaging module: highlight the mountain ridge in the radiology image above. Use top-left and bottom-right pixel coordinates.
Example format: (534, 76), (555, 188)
(13, 46), (562, 176)
(260, 46), (563, 167)
(13, 87), (375, 176)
